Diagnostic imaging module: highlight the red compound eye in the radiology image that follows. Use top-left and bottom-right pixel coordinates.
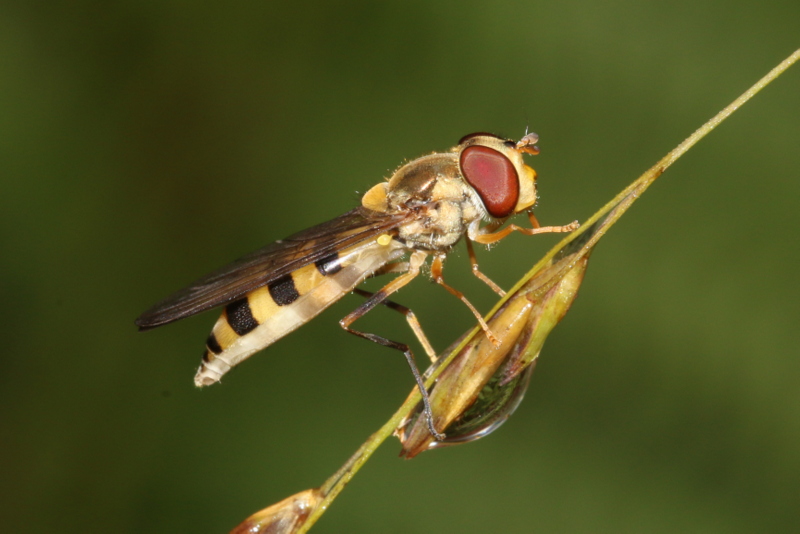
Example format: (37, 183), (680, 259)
(460, 145), (519, 218)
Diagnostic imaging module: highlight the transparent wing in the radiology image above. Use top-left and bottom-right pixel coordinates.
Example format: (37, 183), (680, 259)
(135, 207), (409, 330)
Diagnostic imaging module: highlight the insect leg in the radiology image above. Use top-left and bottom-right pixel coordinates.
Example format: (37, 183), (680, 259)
(339, 251), (445, 441)
(465, 239), (506, 297)
(352, 287), (437, 362)
(472, 211), (580, 245)
(430, 255), (500, 347)
(366, 261), (410, 279)
(359, 260), (437, 360)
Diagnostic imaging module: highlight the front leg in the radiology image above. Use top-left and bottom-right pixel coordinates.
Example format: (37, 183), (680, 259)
(472, 211), (580, 245)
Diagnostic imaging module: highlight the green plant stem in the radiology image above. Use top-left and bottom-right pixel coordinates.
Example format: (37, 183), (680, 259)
(295, 47), (799, 534)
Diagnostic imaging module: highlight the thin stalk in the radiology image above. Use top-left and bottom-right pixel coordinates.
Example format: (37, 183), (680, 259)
(293, 48), (799, 534)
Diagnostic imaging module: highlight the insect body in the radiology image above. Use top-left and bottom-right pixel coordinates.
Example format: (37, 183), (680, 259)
(136, 132), (578, 439)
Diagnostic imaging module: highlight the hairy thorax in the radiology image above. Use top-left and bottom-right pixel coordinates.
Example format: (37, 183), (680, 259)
(362, 153), (487, 252)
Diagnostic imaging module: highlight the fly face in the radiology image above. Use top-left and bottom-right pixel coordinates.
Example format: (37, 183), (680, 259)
(137, 132), (578, 441)
(361, 133), (541, 252)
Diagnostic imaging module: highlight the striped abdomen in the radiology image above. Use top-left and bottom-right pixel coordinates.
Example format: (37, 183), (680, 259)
(196, 238), (405, 386)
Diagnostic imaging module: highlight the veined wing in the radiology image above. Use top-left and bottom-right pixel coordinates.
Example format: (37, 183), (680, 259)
(135, 207), (409, 330)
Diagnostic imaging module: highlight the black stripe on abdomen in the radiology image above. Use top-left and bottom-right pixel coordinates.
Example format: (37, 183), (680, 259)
(206, 333), (223, 354)
(225, 298), (259, 335)
(268, 274), (300, 305)
(315, 252), (342, 276)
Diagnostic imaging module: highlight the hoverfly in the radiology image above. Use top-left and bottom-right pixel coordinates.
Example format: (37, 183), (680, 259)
(136, 132), (578, 440)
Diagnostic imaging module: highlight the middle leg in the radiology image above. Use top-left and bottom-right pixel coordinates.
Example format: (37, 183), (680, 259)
(465, 238), (506, 297)
(430, 254), (500, 347)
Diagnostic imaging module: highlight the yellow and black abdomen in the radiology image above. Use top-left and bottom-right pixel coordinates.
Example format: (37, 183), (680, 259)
(196, 238), (405, 386)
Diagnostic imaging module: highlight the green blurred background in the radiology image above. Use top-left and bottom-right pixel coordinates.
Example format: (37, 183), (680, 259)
(2, 1), (798, 532)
